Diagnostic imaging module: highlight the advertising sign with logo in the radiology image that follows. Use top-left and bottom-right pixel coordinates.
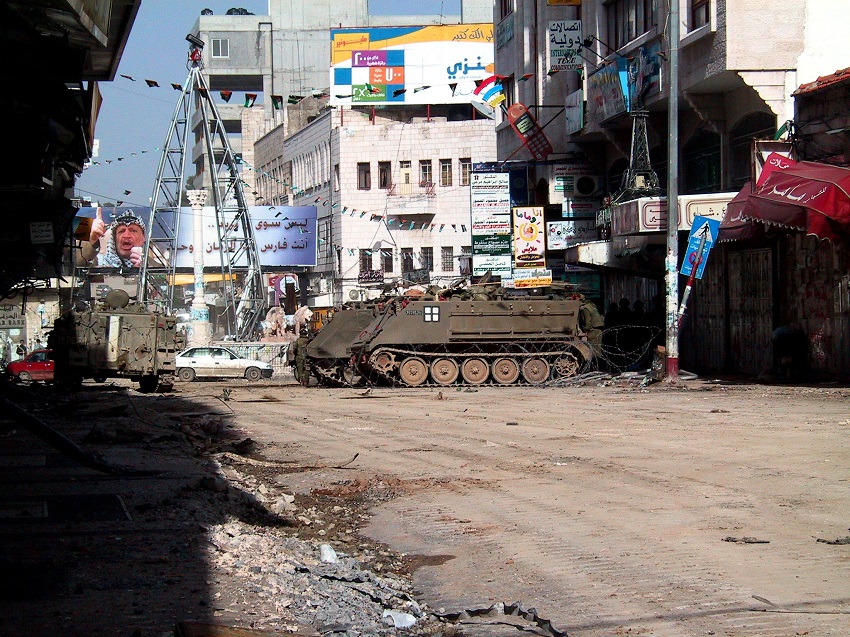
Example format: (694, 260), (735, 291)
(470, 171), (512, 277)
(505, 103), (553, 161)
(548, 20), (583, 71)
(546, 219), (598, 250)
(513, 206), (546, 269)
(330, 25), (494, 106)
(587, 58), (630, 121)
(511, 267), (553, 289)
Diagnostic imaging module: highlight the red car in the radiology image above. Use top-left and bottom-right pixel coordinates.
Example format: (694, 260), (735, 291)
(7, 349), (54, 383)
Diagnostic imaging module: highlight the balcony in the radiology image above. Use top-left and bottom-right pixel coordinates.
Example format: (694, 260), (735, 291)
(386, 181), (436, 197)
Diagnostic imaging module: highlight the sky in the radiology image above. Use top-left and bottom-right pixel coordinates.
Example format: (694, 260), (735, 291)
(77, 0), (463, 208)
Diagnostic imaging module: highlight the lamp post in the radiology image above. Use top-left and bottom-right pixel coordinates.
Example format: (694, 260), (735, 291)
(665, 0), (681, 381)
(187, 189), (210, 345)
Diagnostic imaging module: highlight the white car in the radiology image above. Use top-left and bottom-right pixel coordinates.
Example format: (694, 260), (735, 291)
(175, 346), (273, 382)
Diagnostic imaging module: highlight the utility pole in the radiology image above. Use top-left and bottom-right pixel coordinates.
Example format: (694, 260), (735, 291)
(665, 0), (681, 381)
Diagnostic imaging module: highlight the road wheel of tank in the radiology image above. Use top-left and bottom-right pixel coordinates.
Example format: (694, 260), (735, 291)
(522, 358), (550, 384)
(491, 357), (520, 385)
(553, 353), (581, 378)
(138, 375), (159, 393)
(371, 349), (396, 373)
(461, 358), (489, 385)
(178, 367), (195, 382)
(245, 367), (262, 382)
(343, 365), (365, 387)
(430, 358), (459, 385)
(18, 371), (32, 384)
(399, 357), (428, 386)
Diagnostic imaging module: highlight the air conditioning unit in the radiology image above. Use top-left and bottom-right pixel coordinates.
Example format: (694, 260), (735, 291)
(572, 174), (604, 197)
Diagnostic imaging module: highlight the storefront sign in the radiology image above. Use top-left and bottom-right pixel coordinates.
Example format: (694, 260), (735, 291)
(0, 305), (25, 328)
(471, 171), (512, 277)
(513, 206), (546, 268)
(587, 58), (630, 121)
(564, 89), (584, 135)
(549, 20), (583, 71)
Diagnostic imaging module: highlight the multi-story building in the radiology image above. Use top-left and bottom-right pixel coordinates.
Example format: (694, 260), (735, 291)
(191, 0), (493, 202)
(256, 104), (496, 307)
(494, 0), (850, 378)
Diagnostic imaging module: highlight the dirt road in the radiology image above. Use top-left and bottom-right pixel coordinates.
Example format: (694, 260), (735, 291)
(183, 378), (850, 637)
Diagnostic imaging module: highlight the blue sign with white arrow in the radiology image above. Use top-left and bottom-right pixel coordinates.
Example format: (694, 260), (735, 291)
(680, 215), (720, 279)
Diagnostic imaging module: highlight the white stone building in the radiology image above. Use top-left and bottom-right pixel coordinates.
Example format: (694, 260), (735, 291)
(255, 105), (497, 307)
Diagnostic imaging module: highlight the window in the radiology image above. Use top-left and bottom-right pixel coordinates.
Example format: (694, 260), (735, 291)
(499, 0), (513, 20)
(439, 159), (453, 187)
(729, 112), (776, 190)
(357, 162), (371, 189)
(333, 164), (340, 191)
(421, 247), (433, 271)
(682, 129), (721, 194)
(378, 162), (392, 189)
(441, 246), (454, 271)
(503, 76), (515, 111)
(424, 306), (440, 322)
(380, 247), (393, 273)
(359, 249), (371, 272)
(401, 248), (414, 272)
(211, 38), (229, 58)
(607, 0), (659, 50)
(691, 0), (709, 30)
(419, 160), (433, 186)
(460, 158), (472, 186)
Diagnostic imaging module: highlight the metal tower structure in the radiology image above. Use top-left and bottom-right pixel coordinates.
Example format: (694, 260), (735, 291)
(139, 37), (264, 340)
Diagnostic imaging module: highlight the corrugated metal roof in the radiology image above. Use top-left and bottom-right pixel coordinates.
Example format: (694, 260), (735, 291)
(793, 67), (850, 96)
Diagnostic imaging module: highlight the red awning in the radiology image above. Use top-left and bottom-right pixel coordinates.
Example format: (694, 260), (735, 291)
(742, 161), (850, 242)
(719, 183), (763, 242)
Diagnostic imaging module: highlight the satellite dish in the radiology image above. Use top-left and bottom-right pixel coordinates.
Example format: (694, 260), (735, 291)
(471, 99), (496, 120)
(348, 289), (360, 300)
(104, 289), (131, 309)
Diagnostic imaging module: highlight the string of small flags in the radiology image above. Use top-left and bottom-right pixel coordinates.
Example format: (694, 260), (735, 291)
(117, 73), (328, 109)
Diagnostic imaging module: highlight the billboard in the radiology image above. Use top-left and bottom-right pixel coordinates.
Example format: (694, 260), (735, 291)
(74, 206), (318, 270)
(470, 171), (512, 277)
(513, 206), (546, 269)
(330, 25), (495, 106)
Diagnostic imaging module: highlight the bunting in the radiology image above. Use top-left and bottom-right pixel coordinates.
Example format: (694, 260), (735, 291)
(220, 90), (233, 102)
(145, 79), (159, 88)
(244, 93), (257, 107)
(171, 83), (183, 91)
(271, 95), (283, 109)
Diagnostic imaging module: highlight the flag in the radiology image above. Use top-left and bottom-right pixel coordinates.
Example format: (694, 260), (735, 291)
(392, 89), (407, 97)
(196, 87), (208, 97)
(413, 85), (430, 93)
(244, 93), (257, 107)
(439, 224), (445, 232)
(547, 68), (560, 76)
(335, 94), (352, 99)
(145, 79), (159, 87)
(451, 224), (457, 231)
(288, 95), (303, 104)
(171, 83), (183, 91)
(123, 190), (132, 195)
(116, 200), (124, 206)
(120, 74), (135, 81)
(220, 90), (232, 102)
(519, 73), (534, 82)
(449, 83), (457, 96)
(271, 95), (283, 109)
(461, 224), (467, 232)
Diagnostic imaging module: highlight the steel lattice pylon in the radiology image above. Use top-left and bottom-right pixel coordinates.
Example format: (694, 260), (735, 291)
(613, 109), (662, 203)
(139, 44), (264, 341)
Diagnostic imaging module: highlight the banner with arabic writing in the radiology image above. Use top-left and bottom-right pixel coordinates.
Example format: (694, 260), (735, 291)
(330, 25), (495, 106)
(170, 206), (318, 268)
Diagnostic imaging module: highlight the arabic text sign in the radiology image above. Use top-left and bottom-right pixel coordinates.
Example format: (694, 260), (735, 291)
(471, 171), (512, 277)
(548, 21), (583, 70)
(330, 25), (495, 106)
(513, 206), (546, 269)
(680, 215), (720, 279)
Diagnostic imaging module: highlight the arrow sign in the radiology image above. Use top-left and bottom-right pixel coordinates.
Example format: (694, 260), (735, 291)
(680, 215), (720, 279)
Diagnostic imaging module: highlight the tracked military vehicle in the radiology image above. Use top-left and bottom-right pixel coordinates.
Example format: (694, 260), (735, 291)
(49, 290), (180, 392)
(302, 283), (598, 387)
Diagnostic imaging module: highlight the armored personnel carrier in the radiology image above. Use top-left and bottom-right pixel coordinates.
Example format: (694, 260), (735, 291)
(301, 283), (598, 387)
(49, 290), (180, 392)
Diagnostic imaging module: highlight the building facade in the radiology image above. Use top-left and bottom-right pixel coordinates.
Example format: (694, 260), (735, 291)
(191, 0), (493, 202)
(256, 105), (497, 307)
